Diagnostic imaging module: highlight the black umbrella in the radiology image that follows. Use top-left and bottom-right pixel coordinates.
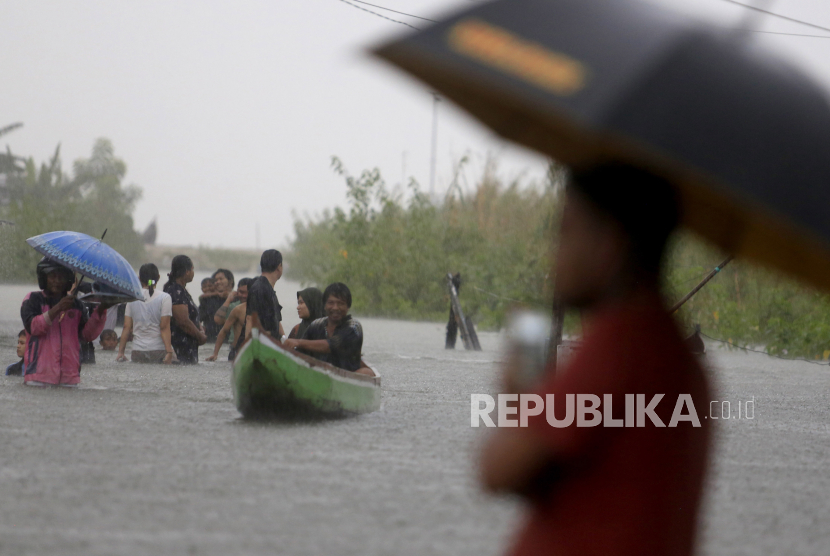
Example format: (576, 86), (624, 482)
(374, 0), (830, 292)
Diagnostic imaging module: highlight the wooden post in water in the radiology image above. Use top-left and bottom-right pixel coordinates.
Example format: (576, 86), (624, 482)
(466, 316), (482, 351)
(447, 272), (474, 350)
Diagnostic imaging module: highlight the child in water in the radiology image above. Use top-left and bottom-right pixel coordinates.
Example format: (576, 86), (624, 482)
(5, 330), (26, 376)
(99, 329), (119, 351)
(200, 278), (215, 298)
(199, 276), (224, 343)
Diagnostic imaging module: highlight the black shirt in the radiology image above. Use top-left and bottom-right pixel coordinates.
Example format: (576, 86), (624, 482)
(245, 276), (282, 338)
(302, 315), (363, 372)
(166, 283), (200, 364)
(5, 360), (24, 376)
(198, 295), (224, 342)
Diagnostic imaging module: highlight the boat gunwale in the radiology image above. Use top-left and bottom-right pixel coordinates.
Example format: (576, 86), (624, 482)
(235, 330), (381, 388)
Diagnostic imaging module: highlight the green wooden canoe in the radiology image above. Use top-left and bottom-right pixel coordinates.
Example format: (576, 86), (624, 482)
(232, 329), (382, 419)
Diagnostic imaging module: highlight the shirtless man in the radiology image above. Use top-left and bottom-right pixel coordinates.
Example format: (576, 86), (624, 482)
(206, 277), (252, 362)
(213, 270), (241, 328)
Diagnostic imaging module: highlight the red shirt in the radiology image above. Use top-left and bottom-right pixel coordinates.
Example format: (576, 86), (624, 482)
(510, 292), (711, 556)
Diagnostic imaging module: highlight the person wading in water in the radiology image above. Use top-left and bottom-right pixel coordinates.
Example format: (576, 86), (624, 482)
(245, 250), (284, 344)
(206, 277), (252, 362)
(20, 258), (114, 386)
(163, 255), (207, 364)
(117, 263), (175, 364)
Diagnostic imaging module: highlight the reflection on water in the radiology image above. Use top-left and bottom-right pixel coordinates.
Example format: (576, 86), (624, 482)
(1, 282), (830, 555)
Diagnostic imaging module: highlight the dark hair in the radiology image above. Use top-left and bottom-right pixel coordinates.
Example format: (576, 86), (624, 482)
(212, 269), (235, 288)
(260, 249), (283, 273)
(100, 329), (118, 342)
(139, 263), (160, 296)
(18, 329), (26, 338)
(322, 282), (352, 308)
(569, 163), (680, 275)
(296, 287), (324, 339)
(238, 277), (253, 289)
(164, 255), (194, 293)
(201, 277), (213, 288)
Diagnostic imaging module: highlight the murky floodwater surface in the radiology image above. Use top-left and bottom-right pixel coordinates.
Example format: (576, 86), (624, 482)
(0, 281), (828, 555)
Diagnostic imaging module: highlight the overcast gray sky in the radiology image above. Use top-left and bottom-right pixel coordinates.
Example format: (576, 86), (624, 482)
(3, 0), (829, 249)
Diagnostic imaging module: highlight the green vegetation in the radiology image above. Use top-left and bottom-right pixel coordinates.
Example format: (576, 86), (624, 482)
(289, 157), (830, 359)
(4, 126), (830, 360)
(667, 238), (830, 360)
(0, 129), (144, 282)
(288, 157), (561, 328)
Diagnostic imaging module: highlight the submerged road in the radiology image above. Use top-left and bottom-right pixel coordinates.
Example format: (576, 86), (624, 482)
(0, 289), (828, 554)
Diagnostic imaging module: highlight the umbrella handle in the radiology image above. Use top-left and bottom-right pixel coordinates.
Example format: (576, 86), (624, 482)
(72, 274), (82, 298)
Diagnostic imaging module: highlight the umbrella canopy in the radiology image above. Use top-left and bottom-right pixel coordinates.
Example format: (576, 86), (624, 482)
(27, 231), (143, 301)
(374, 0), (830, 292)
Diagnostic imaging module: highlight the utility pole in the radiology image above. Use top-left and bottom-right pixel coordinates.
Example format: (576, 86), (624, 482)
(429, 93), (440, 198)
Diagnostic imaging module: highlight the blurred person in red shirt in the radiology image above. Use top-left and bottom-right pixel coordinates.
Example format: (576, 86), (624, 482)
(480, 163), (712, 556)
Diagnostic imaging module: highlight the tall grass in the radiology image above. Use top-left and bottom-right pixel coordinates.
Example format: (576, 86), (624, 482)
(289, 157), (830, 359)
(667, 235), (830, 359)
(288, 157), (561, 328)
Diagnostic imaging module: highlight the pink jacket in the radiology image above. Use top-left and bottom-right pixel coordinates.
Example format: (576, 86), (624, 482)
(21, 291), (107, 385)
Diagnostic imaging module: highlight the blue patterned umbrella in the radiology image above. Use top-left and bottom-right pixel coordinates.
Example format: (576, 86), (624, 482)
(27, 231), (143, 301)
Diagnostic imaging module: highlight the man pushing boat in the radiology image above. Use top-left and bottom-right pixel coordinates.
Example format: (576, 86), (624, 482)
(283, 282), (372, 376)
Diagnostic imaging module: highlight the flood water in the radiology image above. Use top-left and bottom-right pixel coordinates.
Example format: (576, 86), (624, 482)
(1, 279), (828, 555)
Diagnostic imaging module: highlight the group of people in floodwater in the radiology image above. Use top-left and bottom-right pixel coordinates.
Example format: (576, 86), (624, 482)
(5, 162), (715, 556)
(7, 248), (370, 386)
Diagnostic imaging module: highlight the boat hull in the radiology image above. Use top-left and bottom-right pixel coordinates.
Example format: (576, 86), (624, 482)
(232, 331), (381, 419)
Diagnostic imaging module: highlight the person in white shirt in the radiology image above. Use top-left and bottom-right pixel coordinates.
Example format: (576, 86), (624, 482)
(116, 263), (175, 364)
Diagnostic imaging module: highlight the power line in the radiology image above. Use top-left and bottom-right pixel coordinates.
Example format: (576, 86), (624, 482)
(337, 0), (421, 30)
(722, 0), (830, 34)
(742, 28), (830, 38)
(338, 0), (830, 38)
(470, 285), (548, 309)
(350, 0), (437, 23)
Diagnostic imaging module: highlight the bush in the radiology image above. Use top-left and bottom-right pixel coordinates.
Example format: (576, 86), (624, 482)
(667, 233), (830, 359)
(290, 156), (830, 359)
(0, 138), (145, 282)
(288, 156), (561, 328)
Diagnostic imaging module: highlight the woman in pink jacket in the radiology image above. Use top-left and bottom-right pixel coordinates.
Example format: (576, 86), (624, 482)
(20, 259), (114, 386)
